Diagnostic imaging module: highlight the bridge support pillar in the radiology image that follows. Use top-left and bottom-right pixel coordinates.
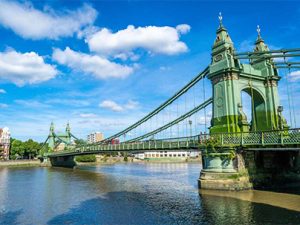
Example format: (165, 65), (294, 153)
(49, 156), (76, 168)
(199, 149), (300, 190)
(199, 148), (252, 191)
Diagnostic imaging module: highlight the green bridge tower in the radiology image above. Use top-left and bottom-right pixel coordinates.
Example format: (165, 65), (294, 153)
(199, 14), (299, 191)
(208, 15), (287, 133)
(47, 122), (73, 152)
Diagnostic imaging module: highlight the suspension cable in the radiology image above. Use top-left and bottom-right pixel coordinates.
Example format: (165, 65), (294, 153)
(126, 98), (212, 142)
(203, 76), (207, 132)
(284, 56), (293, 128)
(193, 85), (196, 135)
(100, 66), (209, 142)
(288, 66), (297, 127)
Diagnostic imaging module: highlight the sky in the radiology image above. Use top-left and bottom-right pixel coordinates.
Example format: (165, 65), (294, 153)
(0, 0), (299, 142)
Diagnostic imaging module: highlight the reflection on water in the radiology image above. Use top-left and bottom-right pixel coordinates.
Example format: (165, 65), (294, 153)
(200, 189), (300, 212)
(0, 163), (299, 224)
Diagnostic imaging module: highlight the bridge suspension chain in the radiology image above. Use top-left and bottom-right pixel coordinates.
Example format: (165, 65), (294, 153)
(125, 98), (212, 143)
(100, 66), (210, 143)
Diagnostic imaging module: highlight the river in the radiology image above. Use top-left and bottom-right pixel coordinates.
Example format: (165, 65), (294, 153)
(0, 163), (299, 224)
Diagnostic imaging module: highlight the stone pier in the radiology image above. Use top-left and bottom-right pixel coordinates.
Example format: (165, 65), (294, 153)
(49, 155), (76, 168)
(199, 149), (300, 190)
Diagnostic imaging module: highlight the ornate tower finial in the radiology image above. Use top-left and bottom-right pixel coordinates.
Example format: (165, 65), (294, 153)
(50, 121), (54, 133)
(218, 12), (223, 27)
(257, 25), (261, 38)
(66, 121), (71, 133)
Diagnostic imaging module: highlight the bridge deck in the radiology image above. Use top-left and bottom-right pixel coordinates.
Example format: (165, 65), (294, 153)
(45, 129), (300, 157)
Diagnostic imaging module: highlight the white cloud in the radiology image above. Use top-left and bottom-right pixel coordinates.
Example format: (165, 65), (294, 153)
(99, 100), (124, 112)
(52, 47), (134, 79)
(0, 50), (58, 86)
(79, 113), (97, 118)
(289, 70), (300, 82)
(86, 24), (190, 57)
(99, 100), (139, 112)
(0, 1), (97, 40)
(0, 89), (6, 94)
(125, 100), (139, 110)
(176, 24), (191, 34)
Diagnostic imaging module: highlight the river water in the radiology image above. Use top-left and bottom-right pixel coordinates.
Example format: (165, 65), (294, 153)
(0, 163), (299, 225)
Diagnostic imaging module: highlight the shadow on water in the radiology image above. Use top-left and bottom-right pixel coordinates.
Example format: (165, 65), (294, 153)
(47, 191), (209, 225)
(47, 190), (300, 225)
(0, 210), (23, 224)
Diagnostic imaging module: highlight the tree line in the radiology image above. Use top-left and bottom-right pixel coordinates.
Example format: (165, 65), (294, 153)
(9, 138), (43, 160)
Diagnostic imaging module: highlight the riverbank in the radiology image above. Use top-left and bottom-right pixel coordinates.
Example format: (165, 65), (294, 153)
(0, 157), (201, 168)
(76, 156), (201, 166)
(0, 159), (41, 167)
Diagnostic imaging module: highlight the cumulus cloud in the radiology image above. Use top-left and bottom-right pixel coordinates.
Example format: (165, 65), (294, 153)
(176, 24), (191, 34)
(0, 89), (6, 94)
(52, 47), (134, 79)
(86, 24), (190, 58)
(99, 100), (139, 112)
(125, 100), (139, 110)
(0, 50), (58, 86)
(99, 100), (124, 112)
(0, 1), (97, 40)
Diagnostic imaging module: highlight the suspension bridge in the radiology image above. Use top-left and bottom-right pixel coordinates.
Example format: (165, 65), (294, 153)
(41, 15), (300, 190)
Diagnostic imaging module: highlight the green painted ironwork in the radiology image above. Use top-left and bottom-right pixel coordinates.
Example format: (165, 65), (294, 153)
(45, 136), (200, 158)
(43, 17), (300, 161)
(126, 98), (212, 143)
(101, 66), (210, 142)
(45, 128), (300, 158)
(208, 17), (288, 134)
(198, 128), (300, 147)
(41, 122), (77, 153)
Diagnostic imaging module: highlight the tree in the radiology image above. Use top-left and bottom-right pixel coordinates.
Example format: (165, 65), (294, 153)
(10, 138), (42, 159)
(75, 154), (96, 162)
(23, 139), (40, 159)
(75, 139), (87, 146)
(10, 139), (25, 159)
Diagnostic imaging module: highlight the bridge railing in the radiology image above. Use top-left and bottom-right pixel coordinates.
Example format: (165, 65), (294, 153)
(198, 128), (300, 147)
(45, 129), (300, 157)
(45, 135), (200, 157)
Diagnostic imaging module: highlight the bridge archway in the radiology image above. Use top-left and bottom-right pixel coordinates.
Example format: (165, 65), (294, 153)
(240, 87), (267, 132)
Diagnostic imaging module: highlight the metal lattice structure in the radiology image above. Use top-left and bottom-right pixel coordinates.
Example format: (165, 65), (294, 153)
(44, 18), (300, 159)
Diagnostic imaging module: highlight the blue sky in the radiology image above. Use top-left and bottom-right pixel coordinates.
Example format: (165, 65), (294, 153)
(0, 0), (299, 142)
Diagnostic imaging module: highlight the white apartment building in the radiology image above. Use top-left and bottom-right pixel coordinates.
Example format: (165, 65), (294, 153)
(134, 150), (200, 160)
(87, 132), (104, 143)
(0, 127), (10, 160)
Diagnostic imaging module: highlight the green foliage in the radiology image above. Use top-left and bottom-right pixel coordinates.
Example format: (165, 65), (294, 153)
(202, 138), (221, 153)
(200, 137), (236, 160)
(10, 138), (42, 159)
(75, 154), (96, 162)
(75, 139), (87, 146)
